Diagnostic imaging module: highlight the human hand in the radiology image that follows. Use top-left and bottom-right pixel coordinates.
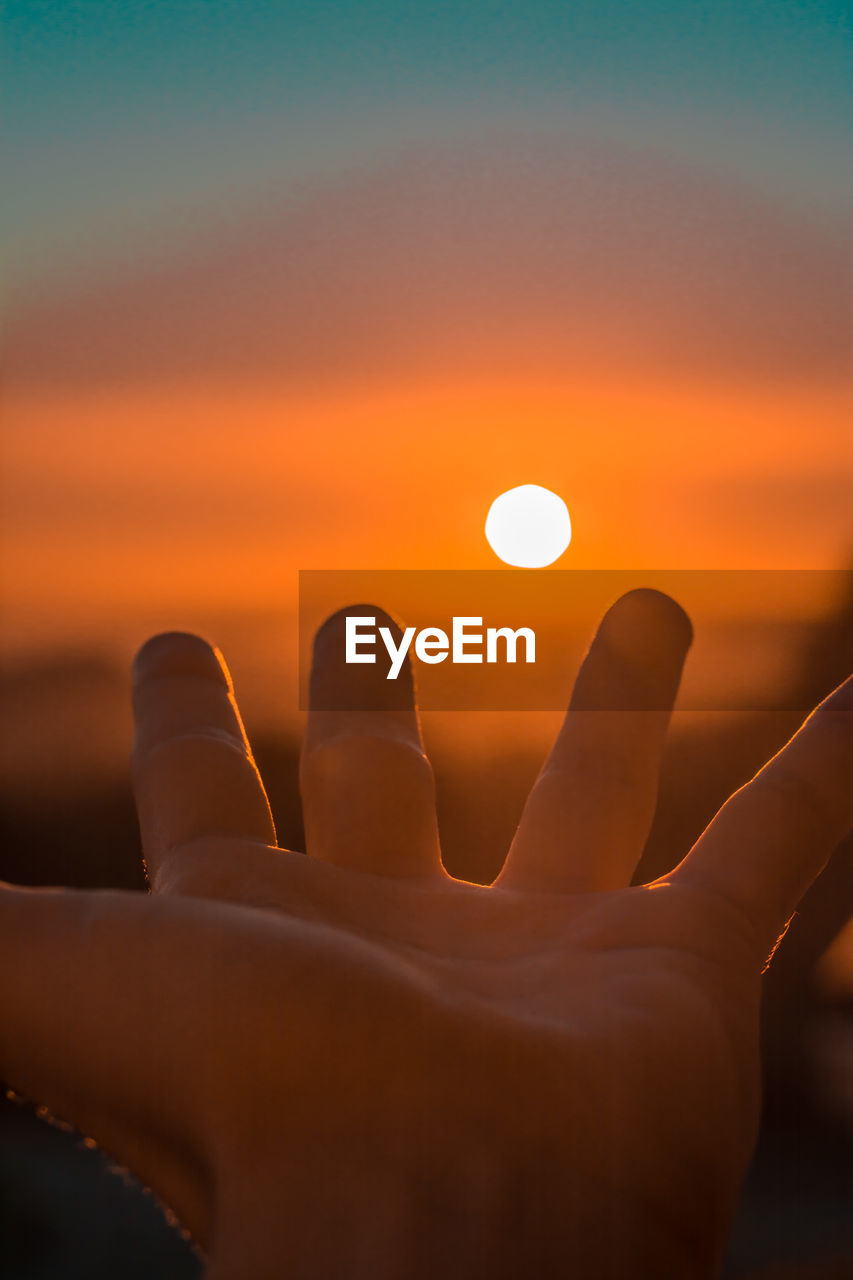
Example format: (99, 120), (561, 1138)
(2, 590), (851, 1279)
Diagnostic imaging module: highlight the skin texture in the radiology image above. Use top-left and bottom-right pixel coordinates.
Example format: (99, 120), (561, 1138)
(1, 589), (851, 1279)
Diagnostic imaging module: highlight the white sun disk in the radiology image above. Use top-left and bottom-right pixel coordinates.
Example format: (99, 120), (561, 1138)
(485, 485), (572, 568)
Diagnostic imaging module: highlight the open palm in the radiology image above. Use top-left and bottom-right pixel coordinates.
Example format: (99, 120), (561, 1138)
(2, 591), (851, 1280)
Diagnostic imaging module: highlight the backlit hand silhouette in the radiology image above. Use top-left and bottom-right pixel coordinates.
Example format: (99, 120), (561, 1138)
(2, 590), (851, 1279)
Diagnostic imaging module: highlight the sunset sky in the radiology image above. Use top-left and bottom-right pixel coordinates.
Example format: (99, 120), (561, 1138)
(4, 0), (852, 678)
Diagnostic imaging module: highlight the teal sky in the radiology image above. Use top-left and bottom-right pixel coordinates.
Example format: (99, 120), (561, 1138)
(5, 0), (852, 288)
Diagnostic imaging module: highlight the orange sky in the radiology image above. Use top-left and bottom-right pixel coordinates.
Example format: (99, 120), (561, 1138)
(4, 135), (851, 699)
(3, 367), (848, 798)
(4, 9), (851, 816)
(4, 377), (850, 653)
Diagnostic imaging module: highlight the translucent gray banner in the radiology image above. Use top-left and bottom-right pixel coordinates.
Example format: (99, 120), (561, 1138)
(298, 570), (852, 711)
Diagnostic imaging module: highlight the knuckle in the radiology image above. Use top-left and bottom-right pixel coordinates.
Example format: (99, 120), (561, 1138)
(302, 733), (432, 787)
(150, 840), (241, 898)
(756, 763), (828, 828)
(133, 727), (248, 771)
(540, 746), (645, 797)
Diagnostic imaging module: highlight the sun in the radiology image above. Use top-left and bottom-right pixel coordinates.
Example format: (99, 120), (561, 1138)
(485, 484), (572, 568)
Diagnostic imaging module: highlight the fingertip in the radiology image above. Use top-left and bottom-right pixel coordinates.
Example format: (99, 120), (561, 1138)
(310, 603), (415, 713)
(602, 589), (694, 662)
(569, 589), (692, 714)
(133, 632), (231, 689)
(313, 603), (404, 653)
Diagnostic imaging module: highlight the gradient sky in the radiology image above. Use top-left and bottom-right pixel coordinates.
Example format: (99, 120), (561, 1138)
(3, 0), (852, 677)
(6, 0), (852, 282)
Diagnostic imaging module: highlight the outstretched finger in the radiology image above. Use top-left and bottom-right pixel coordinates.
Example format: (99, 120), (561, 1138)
(673, 676), (853, 951)
(498, 590), (692, 892)
(301, 605), (442, 877)
(132, 632), (276, 890)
